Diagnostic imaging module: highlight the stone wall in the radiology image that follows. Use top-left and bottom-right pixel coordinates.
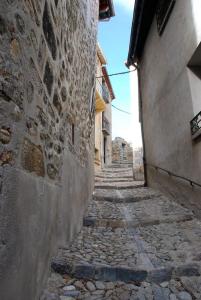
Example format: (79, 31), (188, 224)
(0, 0), (98, 299)
(112, 137), (133, 164)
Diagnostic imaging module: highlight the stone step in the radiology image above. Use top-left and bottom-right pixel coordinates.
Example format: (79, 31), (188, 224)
(100, 168), (133, 173)
(83, 214), (193, 229)
(52, 256), (201, 285)
(84, 196), (193, 228)
(107, 166), (133, 169)
(94, 182), (144, 190)
(42, 168), (201, 300)
(95, 172), (133, 179)
(51, 258), (147, 283)
(93, 195), (159, 203)
(95, 177), (134, 182)
(93, 187), (161, 202)
(51, 218), (201, 285)
(95, 178), (134, 182)
(108, 164), (133, 168)
(95, 175), (135, 182)
(100, 172), (133, 177)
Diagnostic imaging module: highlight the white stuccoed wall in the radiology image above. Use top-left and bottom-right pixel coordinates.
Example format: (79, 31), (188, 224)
(139, 0), (201, 214)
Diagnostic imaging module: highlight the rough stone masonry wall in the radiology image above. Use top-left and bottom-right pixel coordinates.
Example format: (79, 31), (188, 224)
(0, 1), (98, 300)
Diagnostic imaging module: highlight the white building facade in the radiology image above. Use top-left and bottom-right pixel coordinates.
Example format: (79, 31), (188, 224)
(127, 0), (201, 215)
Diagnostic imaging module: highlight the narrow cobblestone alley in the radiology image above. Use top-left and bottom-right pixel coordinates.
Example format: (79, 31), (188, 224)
(42, 165), (201, 300)
(1, 1), (201, 299)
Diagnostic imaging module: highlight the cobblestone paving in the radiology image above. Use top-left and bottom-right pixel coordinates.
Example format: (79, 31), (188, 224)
(55, 226), (139, 268)
(42, 272), (201, 300)
(85, 196), (193, 224)
(140, 220), (201, 268)
(41, 166), (201, 300)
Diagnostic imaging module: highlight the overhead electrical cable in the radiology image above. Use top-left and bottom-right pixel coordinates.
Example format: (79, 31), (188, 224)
(96, 65), (137, 79)
(112, 104), (131, 115)
(96, 64), (138, 114)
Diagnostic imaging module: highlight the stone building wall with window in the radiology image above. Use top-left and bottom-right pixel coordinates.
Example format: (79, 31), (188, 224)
(127, 0), (201, 214)
(0, 0), (99, 299)
(95, 45), (115, 169)
(95, 47), (105, 169)
(101, 66), (115, 167)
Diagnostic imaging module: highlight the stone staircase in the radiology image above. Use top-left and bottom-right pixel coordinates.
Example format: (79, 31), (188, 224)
(41, 166), (201, 300)
(95, 167), (143, 190)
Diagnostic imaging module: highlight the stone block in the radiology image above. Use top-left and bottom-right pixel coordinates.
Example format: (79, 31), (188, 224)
(63, 290), (80, 297)
(148, 267), (173, 283)
(95, 266), (147, 283)
(21, 138), (45, 177)
(10, 39), (20, 60)
(40, 290), (60, 300)
(174, 264), (200, 277)
(47, 163), (58, 180)
(0, 127), (11, 144)
(51, 257), (72, 275)
(177, 291), (192, 300)
(83, 217), (96, 227)
(74, 264), (95, 280)
(115, 267), (147, 283)
(0, 150), (13, 166)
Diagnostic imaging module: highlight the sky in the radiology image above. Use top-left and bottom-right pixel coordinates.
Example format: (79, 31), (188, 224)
(98, 0), (142, 149)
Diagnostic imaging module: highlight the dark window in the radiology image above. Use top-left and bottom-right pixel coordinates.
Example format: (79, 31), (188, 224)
(103, 136), (106, 164)
(156, 0), (176, 35)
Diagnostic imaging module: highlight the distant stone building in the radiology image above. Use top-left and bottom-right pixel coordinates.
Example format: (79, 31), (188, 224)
(112, 137), (133, 164)
(127, 0), (201, 212)
(95, 45), (115, 169)
(0, 1), (114, 300)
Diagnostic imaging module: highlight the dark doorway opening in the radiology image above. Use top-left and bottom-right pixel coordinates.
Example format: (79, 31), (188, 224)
(104, 136), (107, 164)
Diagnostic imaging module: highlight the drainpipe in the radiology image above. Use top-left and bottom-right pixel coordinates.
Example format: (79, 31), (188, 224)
(137, 65), (148, 187)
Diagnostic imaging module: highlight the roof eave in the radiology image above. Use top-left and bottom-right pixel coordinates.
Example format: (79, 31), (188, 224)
(127, 0), (158, 67)
(97, 44), (107, 65)
(99, 0), (115, 21)
(127, 0), (144, 67)
(108, 0), (115, 17)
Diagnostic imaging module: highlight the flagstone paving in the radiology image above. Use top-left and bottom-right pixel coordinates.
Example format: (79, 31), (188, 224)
(41, 165), (201, 300)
